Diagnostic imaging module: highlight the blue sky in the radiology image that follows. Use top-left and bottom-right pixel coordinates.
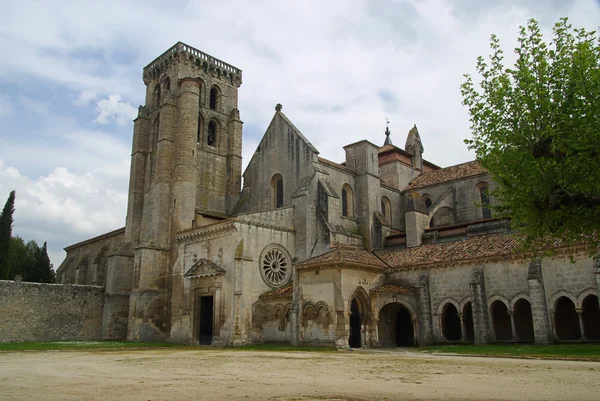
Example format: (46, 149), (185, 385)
(1, 0), (599, 268)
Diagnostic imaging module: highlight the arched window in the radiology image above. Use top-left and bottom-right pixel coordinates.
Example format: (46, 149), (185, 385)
(207, 120), (217, 147)
(271, 174), (283, 208)
(478, 183), (492, 219)
(197, 114), (204, 144)
(381, 196), (391, 224)
(154, 84), (161, 107)
(209, 87), (218, 110)
(422, 194), (432, 210)
(164, 77), (170, 92)
(341, 184), (354, 217)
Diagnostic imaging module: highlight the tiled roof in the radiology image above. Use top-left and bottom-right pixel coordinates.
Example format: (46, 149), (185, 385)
(318, 157), (353, 172)
(296, 246), (388, 270)
(259, 283), (293, 301)
(370, 284), (417, 294)
(379, 144), (397, 153)
(405, 160), (487, 190)
(375, 232), (568, 269)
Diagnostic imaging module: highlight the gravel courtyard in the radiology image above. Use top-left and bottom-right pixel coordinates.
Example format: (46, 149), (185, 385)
(0, 348), (598, 401)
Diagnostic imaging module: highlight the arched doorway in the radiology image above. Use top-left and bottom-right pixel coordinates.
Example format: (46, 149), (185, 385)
(582, 295), (600, 340)
(513, 299), (534, 342)
(554, 297), (581, 341)
(378, 303), (414, 347)
(442, 303), (462, 341)
(491, 300), (512, 341)
(349, 299), (361, 348)
(463, 302), (474, 341)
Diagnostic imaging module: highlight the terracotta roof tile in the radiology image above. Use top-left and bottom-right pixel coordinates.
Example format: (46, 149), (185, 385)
(405, 160), (487, 190)
(374, 232), (569, 269)
(370, 284), (417, 294)
(259, 283), (293, 301)
(297, 246), (388, 270)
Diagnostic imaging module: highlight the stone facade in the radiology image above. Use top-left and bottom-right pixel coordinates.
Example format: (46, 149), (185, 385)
(55, 42), (600, 348)
(0, 279), (104, 342)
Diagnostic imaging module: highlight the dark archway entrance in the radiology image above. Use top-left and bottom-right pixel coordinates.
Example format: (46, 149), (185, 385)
(378, 303), (414, 347)
(349, 299), (361, 348)
(582, 295), (600, 340)
(463, 302), (474, 341)
(513, 299), (534, 342)
(491, 300), (512, 341)
(198, 295), (214, 345)
(555, 297), (581, 341)
(442, 303), (461, 341)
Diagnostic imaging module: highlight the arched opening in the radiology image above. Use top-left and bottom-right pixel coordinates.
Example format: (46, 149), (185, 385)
(554, 297), (581, 341)
(271, 174), (283, 208)
(463, 302), (474, 341)
(341, 184), (354, 217)
(153, 84), (161, 107)
(513, 298), (535, 341)
(477, 182), (492, 219)
(207, 120), (217, 147)
(513, 299), (534, 342)
(582, 295), (600, 340)
(442, 303), (462, 341)
(491, 300), (512, 341)
(381, 196), (391, 224)
(378, 302), (414, 347)
(349, 299), (361, 348)
(209, 87), (218, 110)
(424, 197), (432, 210)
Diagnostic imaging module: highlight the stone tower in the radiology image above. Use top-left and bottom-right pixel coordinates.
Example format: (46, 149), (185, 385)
(121, 42), (243, 341)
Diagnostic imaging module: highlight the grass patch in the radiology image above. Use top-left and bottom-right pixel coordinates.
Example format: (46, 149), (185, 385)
(0, 341), (191, 351)
(421, 343), (600, 359)
(234, 344), (337, 352)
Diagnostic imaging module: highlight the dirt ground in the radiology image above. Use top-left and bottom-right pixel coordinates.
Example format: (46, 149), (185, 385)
(0, 348), (598, 401)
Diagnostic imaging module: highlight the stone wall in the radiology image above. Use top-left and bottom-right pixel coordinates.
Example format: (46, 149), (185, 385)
(0, 279), (104, 343)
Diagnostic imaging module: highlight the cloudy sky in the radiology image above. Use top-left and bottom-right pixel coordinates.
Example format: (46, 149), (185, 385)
(1, 0), (598, 268)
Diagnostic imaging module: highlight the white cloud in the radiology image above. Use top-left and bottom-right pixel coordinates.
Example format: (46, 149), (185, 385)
(75, 90), (97, 106)
(94, 94), (137, 125)
(0, 159), (129, 267)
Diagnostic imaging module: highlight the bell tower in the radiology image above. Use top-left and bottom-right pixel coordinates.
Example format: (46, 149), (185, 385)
(121, 42), (243, 341)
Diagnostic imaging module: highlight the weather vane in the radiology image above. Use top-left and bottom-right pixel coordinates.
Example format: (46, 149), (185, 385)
(386, 117), (390, 128)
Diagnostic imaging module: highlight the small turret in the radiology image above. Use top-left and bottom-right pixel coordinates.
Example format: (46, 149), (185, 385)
(405, 124), (424, 170)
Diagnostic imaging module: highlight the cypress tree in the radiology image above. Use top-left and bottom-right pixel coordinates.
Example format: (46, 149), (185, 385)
(0, 190), (16, 280)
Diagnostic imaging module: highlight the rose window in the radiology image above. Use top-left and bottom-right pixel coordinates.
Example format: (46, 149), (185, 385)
(260, 246), (291, 287)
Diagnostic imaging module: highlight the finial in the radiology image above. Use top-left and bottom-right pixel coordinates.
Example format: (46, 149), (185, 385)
(384, 117), (393, 146)
(275, 103), (282, 112)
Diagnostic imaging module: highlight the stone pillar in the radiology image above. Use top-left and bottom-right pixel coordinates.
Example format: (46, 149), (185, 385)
(576, 308), (586, 341)
(226, 108), (243, 214)
(508, 311), (517, 341)
(594, 259), (600, 308)
(458, 313), (466, 341)
(172, 78), (200, 235)
(416, 272), (433, 345)
(527, 259), (551, 344)
(470, 267), (488, 345)
(290, 266), (300, 346)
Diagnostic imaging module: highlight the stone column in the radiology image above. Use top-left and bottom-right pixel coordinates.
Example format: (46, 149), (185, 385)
(458, 313), (466, 341)
(527, 260), (551, 344)
(470, 267), (488, 345)
(416, 272), (433, 345)
(290, 266), (300, 346)
(576, 308), (586, 341)
(508, 311), (517, 341)
(594, 259), (600, 308)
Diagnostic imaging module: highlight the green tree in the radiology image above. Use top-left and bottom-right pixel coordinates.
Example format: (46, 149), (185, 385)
(461, 18), (600, 253)
(0, 190), (16, 279)
(7, 236), (32, 280)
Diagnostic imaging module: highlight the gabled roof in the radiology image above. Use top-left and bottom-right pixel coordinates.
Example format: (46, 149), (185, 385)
(184, 258), (226, 278)
(296, 246), (388, 271)
(405, 160), (487, 190)
(374, 232), (571, 269)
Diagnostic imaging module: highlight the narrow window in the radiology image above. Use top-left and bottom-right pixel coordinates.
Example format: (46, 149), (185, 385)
(342, 184), (353, 217)
(381, 196), (391, 224)
(207, 121), (216, 147)
(197, 114), (203, 144)
(271, 174), (283, 208)
(209, 87), (218, 110)
(425, 198), (432, 209)
(164, 77), (170, 92)
(154, 84), (161, 107)
(479, 184), (492, 219)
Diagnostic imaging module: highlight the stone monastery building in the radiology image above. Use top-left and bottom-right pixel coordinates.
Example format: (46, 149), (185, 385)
(57, 42), (600, 348)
